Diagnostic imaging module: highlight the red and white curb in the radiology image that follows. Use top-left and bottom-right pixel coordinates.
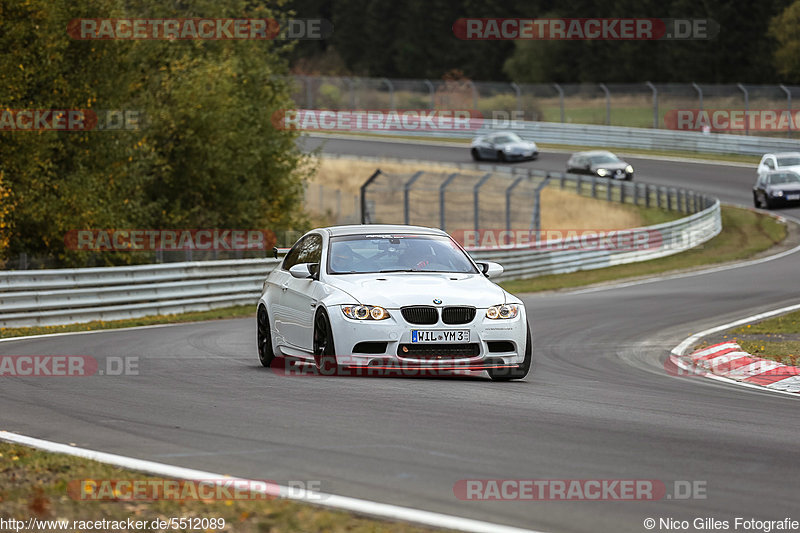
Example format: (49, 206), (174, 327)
(675, 342), (800, 393)
(669, 302), (800, 397)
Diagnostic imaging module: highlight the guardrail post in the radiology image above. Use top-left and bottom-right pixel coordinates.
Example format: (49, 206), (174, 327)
(619, 181), (626, 204)
(667, 188), (673, 211)
(591, 176), (597, 198)
(560, 172), (566, 189)
(780, 84), (792, 137)
(505, 176), (524, 234)
(403, 171), (424, 225)
(360, 169), (383, 224)
(645, 184), (651, 208)
(606, 178), (612, 201)
(439, 172), (459, 231)
(473, 172), (492, 233)
(553, 83), (565, 123)
(599, 83), (611, 125)
(634, 182), (640, 206)
(576, 174), (582, 195)
(646, 81), (658, 128)
(737, 83), (749, 136)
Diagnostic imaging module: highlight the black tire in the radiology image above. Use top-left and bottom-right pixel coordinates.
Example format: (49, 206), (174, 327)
(764, 195), (774, 209)
(488, 323), (532, 381)
(471, 148), (481, 161)
(257, 306), (275, 367)
(313, 310), (339, 375)
(753, 193), (761, 208)
(497, 151), (506, 162)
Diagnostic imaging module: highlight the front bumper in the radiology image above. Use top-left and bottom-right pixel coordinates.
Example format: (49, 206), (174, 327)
(327, 305), (528, 369)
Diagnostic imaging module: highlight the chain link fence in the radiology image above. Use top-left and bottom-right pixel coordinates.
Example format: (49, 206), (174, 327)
(290, 75), (800, 136)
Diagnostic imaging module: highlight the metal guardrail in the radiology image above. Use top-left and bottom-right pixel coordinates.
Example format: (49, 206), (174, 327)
(303, 111), (799, 156)
(0, 172), (721, 328)
(0, 259), (280, 328)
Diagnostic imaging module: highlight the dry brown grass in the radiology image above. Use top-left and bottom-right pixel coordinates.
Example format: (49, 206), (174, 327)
(312, 158), (646, 230)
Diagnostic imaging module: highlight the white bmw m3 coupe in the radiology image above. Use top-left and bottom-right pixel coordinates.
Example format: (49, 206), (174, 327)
(257, 224), (531, 380)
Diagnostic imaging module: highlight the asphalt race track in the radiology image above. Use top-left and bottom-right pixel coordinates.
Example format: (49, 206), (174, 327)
(3, 135), (800, 533)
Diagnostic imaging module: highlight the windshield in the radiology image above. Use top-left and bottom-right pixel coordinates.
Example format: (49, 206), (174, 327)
(589, 154), (621, 165)
(776, 156), (800, 166)
(328, 234), (478, 274)
(769, 173), (800, 185)
(493, 133), (522, 144)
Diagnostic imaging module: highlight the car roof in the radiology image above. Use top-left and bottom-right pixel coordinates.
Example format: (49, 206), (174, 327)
(319, 224), (449, 237)
(573, 150), (618, 157)
(773, 152), (800, 158)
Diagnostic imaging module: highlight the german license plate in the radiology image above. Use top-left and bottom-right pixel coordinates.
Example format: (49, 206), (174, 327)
(787, 194), (800, 201)
(411, 330), (470, 343)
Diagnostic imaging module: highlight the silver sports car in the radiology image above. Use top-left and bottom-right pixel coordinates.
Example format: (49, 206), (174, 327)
(470, 132), (539, 162)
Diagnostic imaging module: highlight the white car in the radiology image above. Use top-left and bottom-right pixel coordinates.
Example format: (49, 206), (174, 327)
(757, 152), (800, 178)
(257, 224), (531, 381)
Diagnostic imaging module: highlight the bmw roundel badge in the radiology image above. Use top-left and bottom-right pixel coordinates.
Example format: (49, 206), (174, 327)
(433, 298), (442, 304)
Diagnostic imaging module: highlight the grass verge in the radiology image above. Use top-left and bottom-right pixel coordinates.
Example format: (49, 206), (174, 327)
(500, 205), (787, 294)
(720, 310), (800, 366)
(0, 441), (443, 533)
(0, 306), (255, 340)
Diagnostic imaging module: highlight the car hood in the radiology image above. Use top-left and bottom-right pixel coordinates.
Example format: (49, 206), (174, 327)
(777, 164), (800, 173)
(328, 272), (511, 308)
(769, 183), (800, 193)
(590, 161), (629, 171)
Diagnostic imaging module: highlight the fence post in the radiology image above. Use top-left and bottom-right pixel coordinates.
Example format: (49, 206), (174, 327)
(780, 84), (792, 137)
(423, 79), (435, 109)
(360, 169), (383, 224)
(553, 83), (565, 123)
(646, 81), (658, 128)
(599, 83), (611, 125)
(381, 77), (395, 110)
(645, 184), (651, 208)
(692, 82), (703, 112)
(302, 75), (313, 108)
(606, 178), (612, 201)
(634, 182), (640, 206)
(667, 188), (673, 211)
(505, 177), (524, 234)
(439, 172), (459, 231)
(576, 174), (582, 194)
(530, 175), (553, 239)
(560, 172), (566, 189)
(344, 77), (355, 108)
(510, 82), (522, 115)
(473, 172), (492, 233)
(403, 171), (424, 225)
(737, 83), (749, 136)
(619, 181), (626, 204)
(591, 176), (597, 198)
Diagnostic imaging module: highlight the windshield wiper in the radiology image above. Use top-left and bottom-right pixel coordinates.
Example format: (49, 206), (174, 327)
(378, 268), (420, 273)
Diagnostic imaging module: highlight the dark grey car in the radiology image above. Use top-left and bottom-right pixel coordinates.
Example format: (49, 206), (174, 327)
(470, 132), (538, 162)
(753, 170), (800, 209)
(566, 150), (633, 180)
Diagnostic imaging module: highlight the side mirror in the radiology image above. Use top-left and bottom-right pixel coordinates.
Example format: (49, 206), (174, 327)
(476, 261), (504, 278)
(289, 263), (319, 280)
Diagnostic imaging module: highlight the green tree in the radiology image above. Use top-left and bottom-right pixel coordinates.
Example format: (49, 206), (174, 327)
(771, 0), (800, 83)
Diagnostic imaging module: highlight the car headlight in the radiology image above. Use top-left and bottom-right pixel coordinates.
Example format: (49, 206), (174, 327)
(772, 190), (785, 197)
(486, 304), (519, 320)
(341, 305), (390, 320)
(625, 165), (634, 173)
(596, 168), (609, 177)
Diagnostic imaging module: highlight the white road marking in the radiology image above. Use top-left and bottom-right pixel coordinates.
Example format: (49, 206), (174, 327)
(0, 431), (544, 533)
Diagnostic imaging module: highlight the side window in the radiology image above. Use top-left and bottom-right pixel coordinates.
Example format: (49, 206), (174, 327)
(282, 236), (307, 270)
(296, 234), (322, 264)
(765, 158), (775, 170)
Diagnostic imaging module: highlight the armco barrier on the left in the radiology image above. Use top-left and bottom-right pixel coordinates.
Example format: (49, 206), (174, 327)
(0, 258), (282, 328)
